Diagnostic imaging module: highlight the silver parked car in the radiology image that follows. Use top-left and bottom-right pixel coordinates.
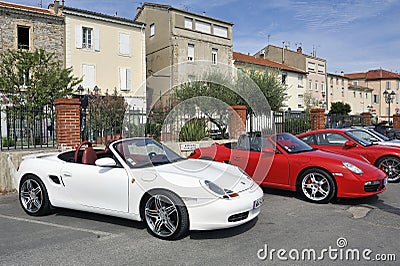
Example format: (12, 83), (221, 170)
(349, 127), (400, 147)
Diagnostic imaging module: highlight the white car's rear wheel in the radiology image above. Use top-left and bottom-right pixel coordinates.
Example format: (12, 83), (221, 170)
(144, 190), (189, 240)
(19, 175), (51, 216)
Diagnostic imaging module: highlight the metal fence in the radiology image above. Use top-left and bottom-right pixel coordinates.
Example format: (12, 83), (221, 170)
(0, 105), (56, 151)
(325, 114), (363, 128)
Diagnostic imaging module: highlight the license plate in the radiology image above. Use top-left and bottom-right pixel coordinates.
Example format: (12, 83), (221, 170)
(253, 197), (264, 209)
(383, 178), (388, 186)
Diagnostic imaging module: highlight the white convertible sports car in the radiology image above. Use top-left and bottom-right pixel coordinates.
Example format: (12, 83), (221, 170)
(15, 138), (264, 240)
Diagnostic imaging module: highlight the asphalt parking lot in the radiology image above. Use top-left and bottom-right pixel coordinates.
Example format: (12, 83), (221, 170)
(0, 183), (399, 266)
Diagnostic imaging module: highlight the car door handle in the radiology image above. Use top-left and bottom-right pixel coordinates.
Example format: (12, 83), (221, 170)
(233, 156), (240, 161)
(62, 172), (72, 177)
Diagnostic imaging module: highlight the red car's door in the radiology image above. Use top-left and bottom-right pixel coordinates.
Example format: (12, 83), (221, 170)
(306, 132), (368, 160)
(230, 145), (290, 185)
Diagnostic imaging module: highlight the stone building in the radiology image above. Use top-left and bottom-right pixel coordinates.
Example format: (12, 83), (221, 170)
(255, 44), (327, 110)
(0, 1), (64, 62)
(134, 2), (233, 109)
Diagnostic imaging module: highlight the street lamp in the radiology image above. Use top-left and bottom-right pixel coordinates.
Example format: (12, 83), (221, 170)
(321, 91), (326, 109)
(383, 90), (396, 123)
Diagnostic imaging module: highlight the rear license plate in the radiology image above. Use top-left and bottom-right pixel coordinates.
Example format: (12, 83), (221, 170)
(253, 197), (264, 209)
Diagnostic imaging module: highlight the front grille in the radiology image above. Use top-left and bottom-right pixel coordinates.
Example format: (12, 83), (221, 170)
(364, 179), (385, 192)
(228, 211), (249, 222)
(364, 184), (380, 192)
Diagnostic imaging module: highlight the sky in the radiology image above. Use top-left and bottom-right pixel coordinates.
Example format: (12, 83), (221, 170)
(9, 0), (400, 74)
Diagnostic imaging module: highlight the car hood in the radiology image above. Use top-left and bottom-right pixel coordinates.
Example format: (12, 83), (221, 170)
(297, 149), (383, 177)
(151, 159), (254, 192)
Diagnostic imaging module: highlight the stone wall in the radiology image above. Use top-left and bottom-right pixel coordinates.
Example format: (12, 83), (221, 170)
(0, 6), (64, 62)
(0, 148), (58, 193)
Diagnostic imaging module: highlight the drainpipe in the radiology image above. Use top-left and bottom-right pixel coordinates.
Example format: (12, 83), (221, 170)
(141, 24), (146, 112)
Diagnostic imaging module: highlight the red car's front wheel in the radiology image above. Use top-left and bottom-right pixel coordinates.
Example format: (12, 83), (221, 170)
(298, 169), (335, 203)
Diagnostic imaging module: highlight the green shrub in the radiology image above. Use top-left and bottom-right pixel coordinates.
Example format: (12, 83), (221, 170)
(179, 119), (209, 142)
(2, 136), (15, 147)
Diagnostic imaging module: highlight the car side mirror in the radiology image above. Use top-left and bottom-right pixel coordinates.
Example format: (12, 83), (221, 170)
(95, 157), (117, 167)
(344, 141), (356, 148)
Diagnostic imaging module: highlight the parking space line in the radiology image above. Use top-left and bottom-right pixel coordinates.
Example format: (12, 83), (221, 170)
(0, 214), (113, 237)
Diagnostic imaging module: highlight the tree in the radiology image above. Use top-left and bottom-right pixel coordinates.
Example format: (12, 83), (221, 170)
(329, 102), (351, 115)
(0, 49), (81, 109)
(243, 68), (288, 111)
(87, 88), (127, 143)
(173, 68), (287, 138)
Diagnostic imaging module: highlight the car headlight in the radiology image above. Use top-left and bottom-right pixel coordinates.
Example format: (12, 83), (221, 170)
(342, 161), (363, 175)
(200, 180), (228, 198)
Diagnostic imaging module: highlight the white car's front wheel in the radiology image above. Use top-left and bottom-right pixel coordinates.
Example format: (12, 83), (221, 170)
(19, 175), (51, 216)
(143, 190), (189, 240)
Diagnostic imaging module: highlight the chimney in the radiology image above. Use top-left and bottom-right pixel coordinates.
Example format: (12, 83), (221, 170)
(136, 7), (142, 16)
(297, 47), (302, 54)
(54, 0), (60, 14)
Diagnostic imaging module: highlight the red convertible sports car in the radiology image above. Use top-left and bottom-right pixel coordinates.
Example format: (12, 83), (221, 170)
(189, 133), (387, 203)
(297, 129), (400, 182)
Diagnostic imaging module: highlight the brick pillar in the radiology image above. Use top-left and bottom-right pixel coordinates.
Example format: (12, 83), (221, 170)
(310, 108), (325, 130)
(361, 112), (372, 126)
(228, 105), (247, 139)
(54, 98), (81, 148)
(393, 114), (400, 129)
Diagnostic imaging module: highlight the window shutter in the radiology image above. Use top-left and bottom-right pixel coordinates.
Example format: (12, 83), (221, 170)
(126, 69), (131, 91)
(119, 33), (130, 55)
(76, 25), (82, 48)
(119, 68), (127, 91)
(94, 29), (100, 51)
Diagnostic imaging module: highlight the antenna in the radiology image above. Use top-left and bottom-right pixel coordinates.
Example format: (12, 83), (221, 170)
(267, 34), (271, 45)
(38, 0), (42, 7)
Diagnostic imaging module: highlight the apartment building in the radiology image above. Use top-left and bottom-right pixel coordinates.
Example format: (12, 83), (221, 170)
(135, 2), (233, 108)
(233, 52), (307, 111)
(61, 6), (146, 109)
(255, 45), (327, 109)
(345, 69), (400, 119)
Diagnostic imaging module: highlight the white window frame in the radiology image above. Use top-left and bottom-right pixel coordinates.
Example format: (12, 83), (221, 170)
(213, 25), (228, 38)
(150, 23), (155, 37)
(386, 81), (391, 89)
(188, 44), (194, 62)
(76, 26), (99, 51)
(307, 62), (315, 72)
(184, 17), (193, 29)
(195, 20), (211, 34)
(119, 33), (130, 56)
(119, 67), (132, 91)
(315, 81), (318, 92)
(212, 48), (218, 65)
(317, 64), (324, 74)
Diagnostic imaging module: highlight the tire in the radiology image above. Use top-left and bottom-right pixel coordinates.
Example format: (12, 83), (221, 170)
(19, 175), (51, 216)
(375, 156), (400, 182)
(298, 168), (335, 204)
(143, 190), (189, 240)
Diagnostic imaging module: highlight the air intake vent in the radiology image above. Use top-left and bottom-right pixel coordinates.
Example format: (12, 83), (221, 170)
(49, 175), (61, 185)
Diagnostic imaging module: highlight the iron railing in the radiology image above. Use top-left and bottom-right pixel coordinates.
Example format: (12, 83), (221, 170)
(0, 105), (56, 150)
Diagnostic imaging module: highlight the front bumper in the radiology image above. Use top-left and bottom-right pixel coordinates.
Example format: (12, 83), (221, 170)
(337, 172), (387, 198)
(187, 185), (264, 230)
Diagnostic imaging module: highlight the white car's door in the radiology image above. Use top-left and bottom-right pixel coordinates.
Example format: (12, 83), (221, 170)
(60, 163), (129, 212)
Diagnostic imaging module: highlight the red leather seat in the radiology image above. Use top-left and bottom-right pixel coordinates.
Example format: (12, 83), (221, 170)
(82, 146), (98, 165)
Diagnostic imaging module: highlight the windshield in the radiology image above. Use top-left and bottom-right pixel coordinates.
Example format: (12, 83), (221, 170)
(272, 133), (314, 154)
(345, 132), (372, 146)
(367, 128), (390, 141)
(113, 138), (184, 168)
